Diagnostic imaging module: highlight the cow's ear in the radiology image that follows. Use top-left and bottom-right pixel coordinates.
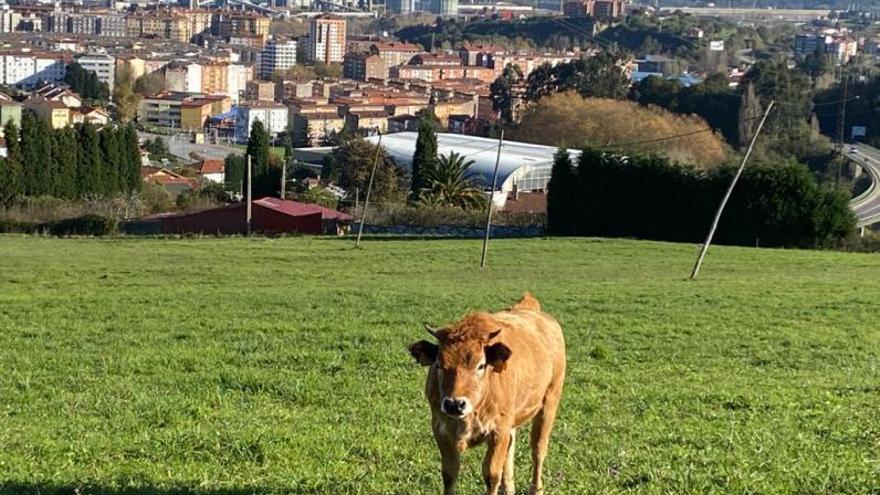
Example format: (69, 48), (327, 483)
(485, 343), (512, 372)
(409, 340), (438, 366)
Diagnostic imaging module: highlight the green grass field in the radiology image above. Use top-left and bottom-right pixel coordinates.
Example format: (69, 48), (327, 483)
(1, 236), (879, 495)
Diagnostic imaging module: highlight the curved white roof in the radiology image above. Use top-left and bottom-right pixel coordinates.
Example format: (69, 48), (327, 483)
(366, 132), (580, 192)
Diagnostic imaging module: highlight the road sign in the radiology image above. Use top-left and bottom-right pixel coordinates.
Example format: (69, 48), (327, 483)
(853, 126), (867, 138)
(709, 40), (725, 51)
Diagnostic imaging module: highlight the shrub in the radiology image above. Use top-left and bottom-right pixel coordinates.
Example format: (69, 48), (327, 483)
(46, 214), (116, 236)
(357, 203), (544, 228)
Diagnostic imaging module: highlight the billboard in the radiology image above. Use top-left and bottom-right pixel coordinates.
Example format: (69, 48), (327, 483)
(709, 40), (725, 51)
(852, 126), (867, 138)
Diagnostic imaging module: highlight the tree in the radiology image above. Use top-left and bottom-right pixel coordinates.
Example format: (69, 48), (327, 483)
(224, 154), (245, 194)
(526, 51), (630, 102)
(411, 112), (438, 200)
(0, 157), (19, 206)
(121, 124), (142, 193)
(508, 92), (729, 169)
(100, 127), (122, 194)
(134, 72), (165, 96)
(64, 63), (109, 101)
(325, 137), (402, 204)
(490, 64), (524, 124)
(52, 127), (79, 199)
(417, 151), (485, 209)
(77, 123), (103, 196)
(245, 120), (280, 198)
(19, 110), (53, 196)
(298, 185), (338, 209)
(737, 82), (763, 149)
(113, 64), (140, 121)
(546, 148), (574, 235)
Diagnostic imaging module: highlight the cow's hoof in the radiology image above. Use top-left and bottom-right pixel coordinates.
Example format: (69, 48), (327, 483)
(528, 485), (544, 495)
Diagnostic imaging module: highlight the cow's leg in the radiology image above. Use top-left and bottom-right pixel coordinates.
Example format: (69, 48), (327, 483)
(437, 438), (460, 495)
(483, 428), (512, 495)
(529, 382), (563, 495)
(500, 428), (516, 495)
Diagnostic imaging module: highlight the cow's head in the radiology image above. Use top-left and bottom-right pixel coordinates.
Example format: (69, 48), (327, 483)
(409, 313), (512, 418)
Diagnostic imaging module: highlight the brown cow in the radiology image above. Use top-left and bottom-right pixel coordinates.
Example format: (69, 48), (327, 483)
(409, 293), (566, 495)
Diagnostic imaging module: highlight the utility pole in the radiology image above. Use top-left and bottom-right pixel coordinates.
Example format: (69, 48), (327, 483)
(246, 154), (252, 237)
(480, 130), (504, 269)
(280, 159), (287, 200)
(355, 133), (382, 248)
(690, 101), (774, 280)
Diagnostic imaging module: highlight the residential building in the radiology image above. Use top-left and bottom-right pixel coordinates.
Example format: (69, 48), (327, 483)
(246, 80), (276, 101)
(24, 97), (70, 129)
(181, 95), (232, 130)
(164, 62), (203, 93)
(308, 16), (346, 64)
(138, 91), (192, 128)
(0, 6), (21, 33)
(33, 83), (82, 108)
(75, 53), (116, 91)
(235, 100), (288, 140)
(198, 159), (225, 183)
(212, 12), (270, 38)
(72, 106), (110, 126)
(201, 61), (229, 95)
(429, 0), (458, 16)
(563, 0), (622, 18)
(344, 111), (390, 135)
(291, 108), (345, 146)
(226, 63), (252, 104)
(0, 50), (70, 88)
(386, 0), (415, 14)
(369, 42), (421, 69)
(343, 52), (386, 81)
(260, 37), (296, 79)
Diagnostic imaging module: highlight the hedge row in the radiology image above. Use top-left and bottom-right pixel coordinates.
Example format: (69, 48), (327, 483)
(0, 214), (116, 236)
(547, 148), (856, 248)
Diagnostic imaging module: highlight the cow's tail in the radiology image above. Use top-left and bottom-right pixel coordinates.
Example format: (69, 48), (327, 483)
(511, 292), (541, 312)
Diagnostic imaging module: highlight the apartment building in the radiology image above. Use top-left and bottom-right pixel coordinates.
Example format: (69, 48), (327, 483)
(343, 52), (386, 81)
(369, 42), (421, 69)
(76, 53), (116, 91)
(164, 62), (203, 93)
(259, 37), (296, 79)
(235, 100), (288, 140)
(0, 50), (70, 88)
(180, 95), (231, 129)
(212, 12), (270, 38)
(308, 16), (346, 64)
(0, 6), (21, 34)
(47, 12), (126, 37)
(201, 60), (228, 95)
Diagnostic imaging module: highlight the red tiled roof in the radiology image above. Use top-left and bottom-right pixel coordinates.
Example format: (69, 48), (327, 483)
(199, 159), (224, 174)
(255, 197), (352, 221)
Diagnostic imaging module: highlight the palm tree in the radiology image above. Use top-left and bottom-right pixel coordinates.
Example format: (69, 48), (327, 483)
(418, 151), (487, 209)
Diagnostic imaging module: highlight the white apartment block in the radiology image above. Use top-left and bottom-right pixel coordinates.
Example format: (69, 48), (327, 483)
(0, 7), (21, 33)
(235, 101), (288, 141)
(164, 62), (202, 94)
(259, 37), (296, 79)
(226, 63), (250, 104)
(0, 51), (68, 88)
(308, 16), (345, 64)
(75, 53), (115, 91)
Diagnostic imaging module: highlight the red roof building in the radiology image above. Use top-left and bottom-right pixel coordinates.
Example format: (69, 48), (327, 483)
(125, 198), (352, 236)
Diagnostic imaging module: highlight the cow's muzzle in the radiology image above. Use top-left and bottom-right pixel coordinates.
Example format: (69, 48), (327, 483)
(441, 397), (471, 417)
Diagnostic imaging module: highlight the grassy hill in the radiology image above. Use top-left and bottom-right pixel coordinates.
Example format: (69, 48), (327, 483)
(1, 236), (878, 494)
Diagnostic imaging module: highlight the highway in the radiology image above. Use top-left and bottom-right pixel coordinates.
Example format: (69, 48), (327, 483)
(844, 143), (880, 228)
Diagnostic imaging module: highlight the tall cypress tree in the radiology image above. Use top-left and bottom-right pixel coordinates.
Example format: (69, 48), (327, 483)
(77, 123), (103, 196)
(245, 120), (272, 197)
(53, 127), (78, 199)
(121, 124), (142, 193)
(547, 148), (574, 235)
(2, 122), (22, 203)
(410, 113), (437, 200)
(20, 110), (53, 197)
(100, 127), (121, 195)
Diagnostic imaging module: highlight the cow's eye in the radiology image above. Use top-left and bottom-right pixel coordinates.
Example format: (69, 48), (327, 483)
(477, 363), (486, 371)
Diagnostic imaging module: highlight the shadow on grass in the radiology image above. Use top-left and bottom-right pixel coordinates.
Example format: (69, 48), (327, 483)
(0, 484), (339, 495)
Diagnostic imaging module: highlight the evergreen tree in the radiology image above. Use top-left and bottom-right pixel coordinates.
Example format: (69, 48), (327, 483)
(410, 113), (437, 200)
(52, 127), (78, 199)
(121, 124), (142, 193)
(490, 64), (524, 124)
(77, 123), (103, 196)
(224, 154), (245, 194)
(100, 127), (122, 194)
(20, 110), (53, 197)
(546, 148), (574, 235)
(245, 120), (274, 197)
(0, 157), (18, 206)
(737, 82), (762, 149)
